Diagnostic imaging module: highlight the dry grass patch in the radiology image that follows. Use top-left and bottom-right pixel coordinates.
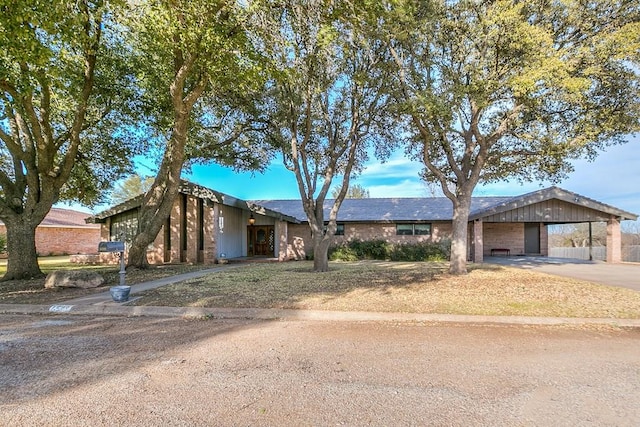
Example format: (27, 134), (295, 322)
(133, 261), (640, 318)
(0, 257), (213, 305)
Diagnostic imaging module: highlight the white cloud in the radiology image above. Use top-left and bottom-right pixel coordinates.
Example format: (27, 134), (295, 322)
(359, 151), (423, 180)
(367, 179), (429, 198)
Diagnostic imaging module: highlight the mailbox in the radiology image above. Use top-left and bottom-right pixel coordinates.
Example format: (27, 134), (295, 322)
(98, 241), (125, 253)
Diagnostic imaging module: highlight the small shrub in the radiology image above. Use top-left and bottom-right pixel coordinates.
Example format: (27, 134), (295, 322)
(329, 245), (359, 262)
(0, 234), (6, 253)
(329, 239), (451, 262)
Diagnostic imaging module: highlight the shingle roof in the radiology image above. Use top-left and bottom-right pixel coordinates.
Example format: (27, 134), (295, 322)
(252, 197), (512, 222)
(254, 186), (638, 223)
(0, 208), (100, 228)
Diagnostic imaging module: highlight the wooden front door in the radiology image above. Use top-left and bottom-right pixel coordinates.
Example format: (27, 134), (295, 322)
(248, 225), (275, 257)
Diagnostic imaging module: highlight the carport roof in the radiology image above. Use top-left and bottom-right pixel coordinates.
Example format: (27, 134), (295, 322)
(468, 186), (638, 221)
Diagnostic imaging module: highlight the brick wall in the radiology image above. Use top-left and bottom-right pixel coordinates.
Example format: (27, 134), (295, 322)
(483, 223), (525, 255)
(286, 222), (453, 259)
(100, 195), (219, 266)
(0, 224), (101, 257)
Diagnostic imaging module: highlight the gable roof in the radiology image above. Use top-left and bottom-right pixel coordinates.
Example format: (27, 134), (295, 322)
(255, 186), (637, 223)
(468, 186), (637, 221)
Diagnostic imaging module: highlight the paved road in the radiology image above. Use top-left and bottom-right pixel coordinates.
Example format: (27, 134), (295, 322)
(1, 314), (639, 426)
(486, 256), (640, 291)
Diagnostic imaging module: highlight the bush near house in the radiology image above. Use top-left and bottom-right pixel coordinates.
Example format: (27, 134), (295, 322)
(330, 239), (451, 262)
(0, 234), (6, 254)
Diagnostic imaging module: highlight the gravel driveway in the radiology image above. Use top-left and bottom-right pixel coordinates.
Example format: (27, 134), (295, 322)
(1, 314), (639, 426)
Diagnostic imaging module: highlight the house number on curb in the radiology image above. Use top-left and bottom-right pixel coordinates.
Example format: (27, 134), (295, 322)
(49, 305), (74, 313)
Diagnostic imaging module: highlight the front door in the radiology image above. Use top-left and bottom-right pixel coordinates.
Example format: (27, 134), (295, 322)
(524, 223), (540, 254)
(247, 225), (275, 257)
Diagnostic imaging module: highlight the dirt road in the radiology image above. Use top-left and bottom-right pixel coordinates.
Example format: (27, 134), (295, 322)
(1, 314), (639, 426)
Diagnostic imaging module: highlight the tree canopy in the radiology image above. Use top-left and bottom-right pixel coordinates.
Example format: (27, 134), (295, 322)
(253, 0), (397, 271)
(384, 0), (640, 274)
(0, 0), (138, 278)
(123, 0), (272, 267)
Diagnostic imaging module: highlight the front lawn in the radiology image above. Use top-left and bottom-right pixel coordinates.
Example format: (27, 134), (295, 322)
(132, 261), (640, 319)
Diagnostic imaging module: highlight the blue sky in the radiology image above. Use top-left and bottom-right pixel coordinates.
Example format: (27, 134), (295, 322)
(184, 134), (640, 217)
(64, 134), (639, 226)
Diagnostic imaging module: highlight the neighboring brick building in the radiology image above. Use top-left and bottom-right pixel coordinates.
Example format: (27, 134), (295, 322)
(90, 183), (637, 265)
(0, 208), (101, 257)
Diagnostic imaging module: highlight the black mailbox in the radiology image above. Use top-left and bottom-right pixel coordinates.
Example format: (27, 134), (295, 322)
(98, 241), (125, 253)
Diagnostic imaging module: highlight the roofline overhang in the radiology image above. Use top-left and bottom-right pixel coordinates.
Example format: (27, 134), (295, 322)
(86, 180), (301, 224)
(469, 186), (638, 222)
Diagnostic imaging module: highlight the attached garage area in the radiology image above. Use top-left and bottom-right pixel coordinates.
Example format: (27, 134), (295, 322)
(469, 187), (637, 263)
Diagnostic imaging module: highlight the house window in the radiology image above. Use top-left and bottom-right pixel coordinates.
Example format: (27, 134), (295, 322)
(110, 209), (139, 243)
(396, 223), (431, 236)
(414, 224), (432, 235)
(323, 223), (345, 236)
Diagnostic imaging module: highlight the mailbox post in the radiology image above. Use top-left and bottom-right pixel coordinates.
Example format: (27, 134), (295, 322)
(98, 241), (128, 301)
(98, 241), (126, 285)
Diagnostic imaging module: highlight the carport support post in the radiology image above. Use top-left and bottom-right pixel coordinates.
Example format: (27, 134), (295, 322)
(606, 216), (622, 263)
(588, 222), (593, 261)
(473, 219), (483, 263)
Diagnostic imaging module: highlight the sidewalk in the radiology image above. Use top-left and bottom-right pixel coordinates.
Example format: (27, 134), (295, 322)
(1, 264), (639, 328)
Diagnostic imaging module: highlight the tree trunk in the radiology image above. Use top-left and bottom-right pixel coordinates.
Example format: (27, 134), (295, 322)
(126, 147), (184, 269)
(312, 235), (331, 272)
(127, 112), (188, 268)
(449, 197), (472, 275)
(2, 219), (42, 280)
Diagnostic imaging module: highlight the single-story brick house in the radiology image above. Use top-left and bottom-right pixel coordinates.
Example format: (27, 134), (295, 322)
(0, 207), (101, 257)
(88, 181), (637, 264)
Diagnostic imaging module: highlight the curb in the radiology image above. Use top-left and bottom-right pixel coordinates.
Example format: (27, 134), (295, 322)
(1, 303), (639, 328)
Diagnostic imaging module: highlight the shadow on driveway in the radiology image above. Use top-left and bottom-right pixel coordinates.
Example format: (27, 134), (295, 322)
(485, 256), (640, 291)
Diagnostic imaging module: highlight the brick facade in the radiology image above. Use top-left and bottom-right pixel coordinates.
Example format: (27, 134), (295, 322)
(285, 221), (453, 260)
(0, 216), (100, 257)
(0, 223), (100, 258)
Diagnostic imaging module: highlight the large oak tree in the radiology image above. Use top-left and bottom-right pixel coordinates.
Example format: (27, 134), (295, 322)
(124, 0), (270, 267)
(254, 0), (396, 271)
(385, 0), (640, 274)
(0, 0), (137, 279)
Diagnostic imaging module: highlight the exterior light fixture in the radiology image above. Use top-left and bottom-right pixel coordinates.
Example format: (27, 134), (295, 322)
(248, 213), (256, 225)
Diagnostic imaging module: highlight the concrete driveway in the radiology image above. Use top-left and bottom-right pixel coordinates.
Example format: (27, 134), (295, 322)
(485, 256), (640, 291)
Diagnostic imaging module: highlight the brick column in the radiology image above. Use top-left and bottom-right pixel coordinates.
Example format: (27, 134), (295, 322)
(277, 220), (288, 261)
(540, 223), (549, 256)
(606, 216), (622, 263)
(473, 219), (483, 263)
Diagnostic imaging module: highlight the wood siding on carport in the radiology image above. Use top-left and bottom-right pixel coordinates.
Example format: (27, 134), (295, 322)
(481, 199), (611, 223)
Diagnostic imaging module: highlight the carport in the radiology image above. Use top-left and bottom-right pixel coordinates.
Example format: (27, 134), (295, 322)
(469, 187), (638, 264)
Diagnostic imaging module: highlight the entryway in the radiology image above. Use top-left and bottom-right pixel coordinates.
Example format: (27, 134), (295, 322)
(247, 225), (275, 257)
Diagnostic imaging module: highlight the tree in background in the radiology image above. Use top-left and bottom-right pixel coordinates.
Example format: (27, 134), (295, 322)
(110, 175), (155, 205)
(331, 183), (370, 199)
(0, 0), (138, 279)
(548, 223), (607, 248)
(124, 0), (270, 268)
(255, 0), (397, 271)
(385, 0), (640, 274)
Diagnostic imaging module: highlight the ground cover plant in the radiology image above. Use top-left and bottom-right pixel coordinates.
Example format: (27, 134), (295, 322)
(133, 261), (640, 319)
